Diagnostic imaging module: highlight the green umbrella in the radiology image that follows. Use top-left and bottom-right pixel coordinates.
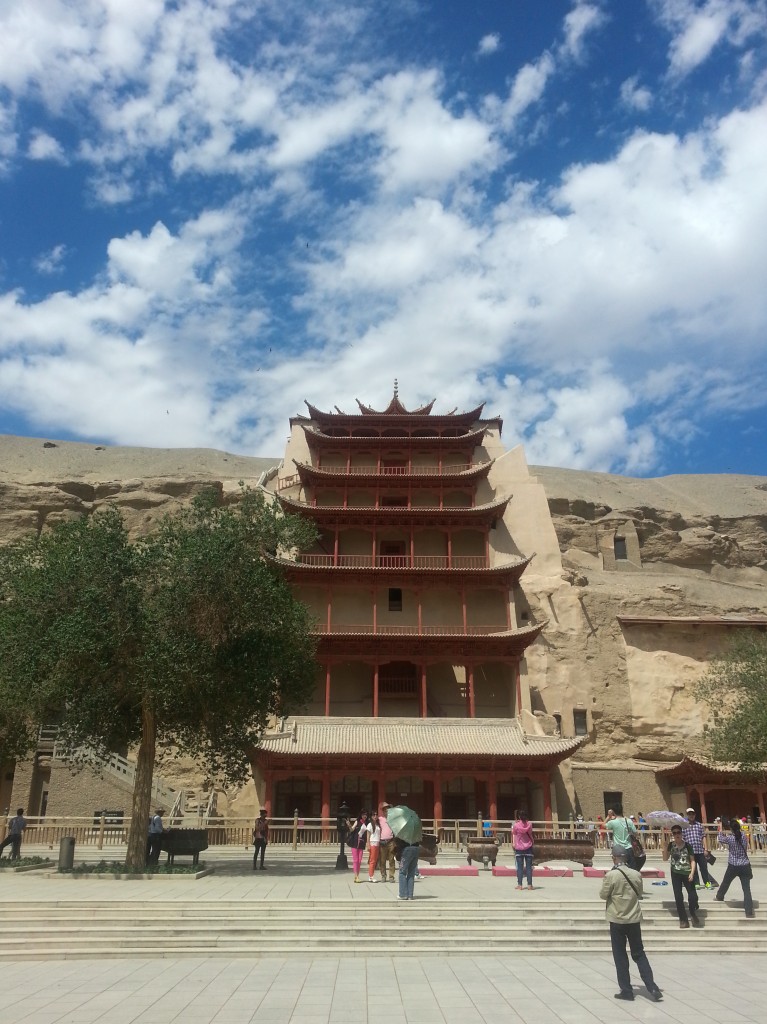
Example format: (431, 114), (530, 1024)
(387, 805), (422, 845)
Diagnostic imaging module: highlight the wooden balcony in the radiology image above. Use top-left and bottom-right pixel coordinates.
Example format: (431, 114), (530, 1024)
(314, 624), (507, 635)
(296, 554), (489, 569)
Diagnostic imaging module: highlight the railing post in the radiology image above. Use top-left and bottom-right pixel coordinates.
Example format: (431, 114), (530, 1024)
(455, 820), (460, 850)
(292, 808), (299, 851)
(569, 814), (575, 839)
(477, 812), (482, 838)
(97, 812), (105, 850)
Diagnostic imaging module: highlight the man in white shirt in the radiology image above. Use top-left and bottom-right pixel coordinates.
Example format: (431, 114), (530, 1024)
(0, 809), (27, 860)
(600, 849), (663, 1002)
(146, 808), (165, 865)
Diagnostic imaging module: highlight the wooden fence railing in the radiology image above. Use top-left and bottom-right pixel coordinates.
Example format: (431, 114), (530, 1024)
(7, 814), (767, 854)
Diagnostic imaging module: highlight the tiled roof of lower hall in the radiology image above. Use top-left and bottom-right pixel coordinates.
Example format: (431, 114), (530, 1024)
(258, 717), (582, 759)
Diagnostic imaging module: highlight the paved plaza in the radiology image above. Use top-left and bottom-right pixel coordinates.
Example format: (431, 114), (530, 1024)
(0, 952), (765, 1024)
(1, 848), (765, 1023)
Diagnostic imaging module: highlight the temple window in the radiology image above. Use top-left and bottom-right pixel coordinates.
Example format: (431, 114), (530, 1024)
(388, 588), (403, 612)
(573, 709), (588, 736)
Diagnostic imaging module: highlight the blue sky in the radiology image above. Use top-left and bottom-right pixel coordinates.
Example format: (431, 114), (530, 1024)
(1, 0), (766, 476)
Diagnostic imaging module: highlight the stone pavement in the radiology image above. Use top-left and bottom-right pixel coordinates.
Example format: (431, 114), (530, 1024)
(2, 849), (764, 1022)
(0, 952), (764, 1024)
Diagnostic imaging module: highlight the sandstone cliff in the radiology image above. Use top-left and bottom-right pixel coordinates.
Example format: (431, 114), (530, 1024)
(2, 434), (766, 802)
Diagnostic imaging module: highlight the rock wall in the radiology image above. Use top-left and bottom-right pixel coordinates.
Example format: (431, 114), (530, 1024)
(2, 435), (766, 819)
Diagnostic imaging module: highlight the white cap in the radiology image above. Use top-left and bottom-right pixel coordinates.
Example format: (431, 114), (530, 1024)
(686, 807), (695, 814)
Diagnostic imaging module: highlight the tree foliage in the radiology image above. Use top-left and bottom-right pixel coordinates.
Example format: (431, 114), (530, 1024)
(0, 486), (317, 866)
(694, 631), (767, 775)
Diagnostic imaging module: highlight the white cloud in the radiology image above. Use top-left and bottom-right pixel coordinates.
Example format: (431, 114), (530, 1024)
(370, 71), (499, 191)
(27, 130), (66, 162)
(33, 244), (69, 275)
(620, 75), (653, 111)
(503, 54), (556, 127)
(477, 33), (501, 57)
(650, 0), (767, 78)
(560, 3), (607, 61)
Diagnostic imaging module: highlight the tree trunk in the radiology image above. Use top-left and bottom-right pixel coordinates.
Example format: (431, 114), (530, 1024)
(125, 701), (156, 871)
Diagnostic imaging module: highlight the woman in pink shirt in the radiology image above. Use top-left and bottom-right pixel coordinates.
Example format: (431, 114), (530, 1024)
(512, 808), (535, 891)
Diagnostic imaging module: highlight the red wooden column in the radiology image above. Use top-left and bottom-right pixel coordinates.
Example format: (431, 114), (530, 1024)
(757, 789), (766, 826)
(514, 659), (522, 716)
(321, 771), (331, 841)
(434, 770), (443, 828)
(373, 663), (379, 717)
(461, 586), (467, 632)
(372, 525), (377, 564)
(699, 787), (709, 824)
(447, 531), (452, 568)
(505, 587), (512, 629)
(377, 771), (387, 813)
(484, 529), (490, 565)
(326, 589), (332, 632)
(466, 664), (475, 718)
(324, 664), (331, 716)
(543, 770), (552, 826)
(333, 527), (339, 565)
(373, 586), (377, 633)
(410, 530), (415, 567)
(488, 776), (498, 822)
(420, 664), (427, 717)
(263, 772), (272, 817)
(417, 591), (422, 634)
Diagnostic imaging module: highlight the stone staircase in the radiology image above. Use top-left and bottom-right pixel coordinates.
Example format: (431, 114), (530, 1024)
(0, 899), (763, 960)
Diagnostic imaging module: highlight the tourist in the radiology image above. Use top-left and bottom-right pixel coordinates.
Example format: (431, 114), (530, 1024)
(348, 810), (368, 883)
(252, 809), (269, 870)
(512, 807), (534, 890)
(715, 817), (755, 918)
(600, 848), (663, 1002)
(378, 804), (396, 882)
(396, 836), (420, 901)
(587, 818), (596, 846)
(662, 825), (699, 927)
(683, 807), (717, 889)
(0, 808), (27, 861)
(146, 807), (165, 866)
(597, 815), (607, 849)
(605, 806), (638, 868)
(366, 810), (381, 882)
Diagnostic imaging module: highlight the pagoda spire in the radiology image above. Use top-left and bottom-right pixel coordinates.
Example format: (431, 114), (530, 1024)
(356, 384), (437, 416)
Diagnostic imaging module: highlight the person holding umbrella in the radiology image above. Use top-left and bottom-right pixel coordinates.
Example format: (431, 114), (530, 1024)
(387, 805), (422, 901)
(662, 824), (700, 927)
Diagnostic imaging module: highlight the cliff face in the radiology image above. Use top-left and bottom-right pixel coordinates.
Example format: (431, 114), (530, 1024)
(526, 465), (767, 767)
(2, 435), (766, 796)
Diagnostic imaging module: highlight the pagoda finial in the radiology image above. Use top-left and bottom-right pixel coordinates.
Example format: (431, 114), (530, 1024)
(393, 378), (399, 399)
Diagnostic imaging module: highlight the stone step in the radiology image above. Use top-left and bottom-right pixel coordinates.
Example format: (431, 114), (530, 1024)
(0, 937), (765, 960)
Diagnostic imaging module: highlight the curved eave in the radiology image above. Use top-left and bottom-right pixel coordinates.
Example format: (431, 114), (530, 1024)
(302, 425), (488, 449)
(255, 716), (581, 767)
(312, 622), (545, 658)
(655, 756), (766, 783)
(278, 494), (510, 527)
(304, 401), (486, 425)
(292, 459), (493, 486)
(271, 554), (533, 585)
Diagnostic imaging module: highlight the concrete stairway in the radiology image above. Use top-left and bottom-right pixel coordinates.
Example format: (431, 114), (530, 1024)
(0, 899), (763, 960)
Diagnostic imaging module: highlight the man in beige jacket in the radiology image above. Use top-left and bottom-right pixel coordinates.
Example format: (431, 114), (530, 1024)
(599, 849), (663, 1002)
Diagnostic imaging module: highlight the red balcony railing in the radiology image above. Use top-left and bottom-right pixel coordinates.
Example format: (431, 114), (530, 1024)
(295, 554), (489, 569)
(315, 624), (505, 635)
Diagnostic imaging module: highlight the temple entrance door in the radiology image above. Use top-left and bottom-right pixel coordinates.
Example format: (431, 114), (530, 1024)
(274, 777), (322, 818)
(385, 775), (433, 820)
(441, 776), (477, 820)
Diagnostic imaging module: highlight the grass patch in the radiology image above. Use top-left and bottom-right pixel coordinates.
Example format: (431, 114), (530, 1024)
(61, 860), (206, 875)
(0, 855), (50, 869)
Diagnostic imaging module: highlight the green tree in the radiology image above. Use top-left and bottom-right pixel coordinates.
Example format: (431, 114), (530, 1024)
(0, 486), (317, 868)
(694, 631), (767, 774)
